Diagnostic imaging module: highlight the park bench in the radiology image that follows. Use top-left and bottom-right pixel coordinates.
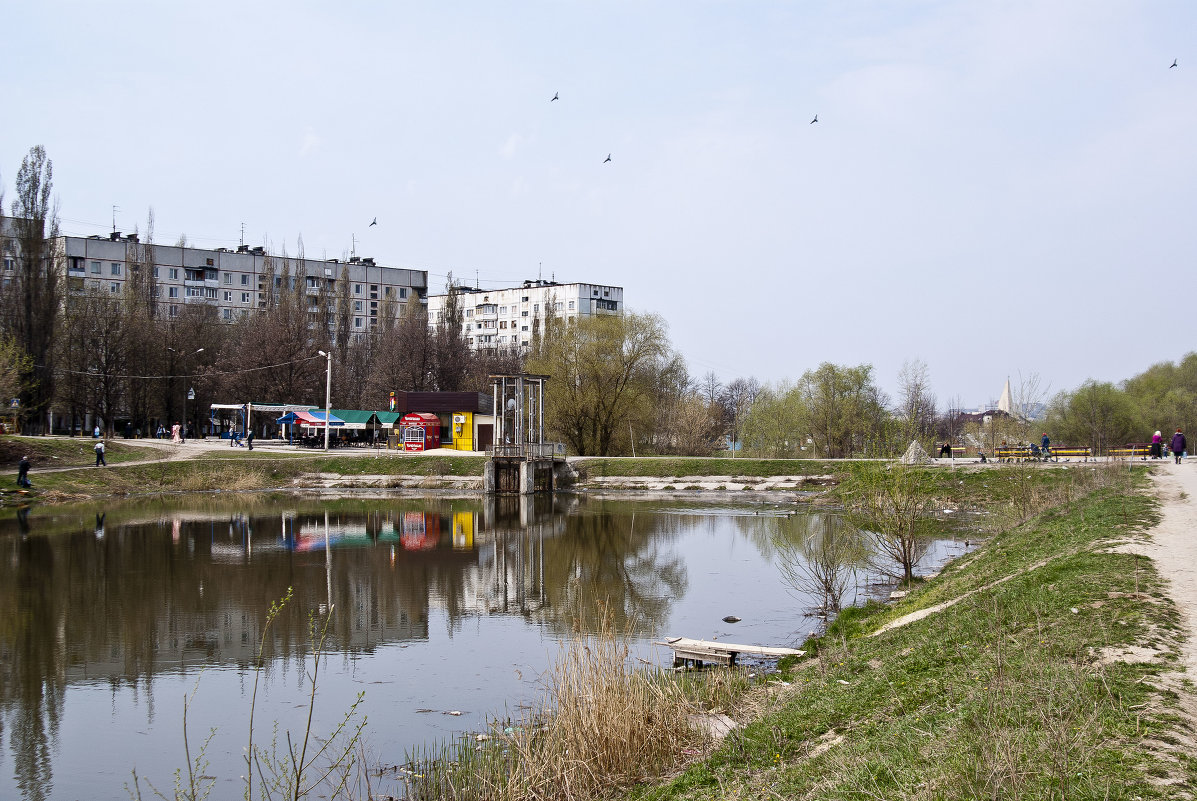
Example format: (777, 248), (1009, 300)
(995, 446), (1032, 462)
(1109, 444), (1156, 459)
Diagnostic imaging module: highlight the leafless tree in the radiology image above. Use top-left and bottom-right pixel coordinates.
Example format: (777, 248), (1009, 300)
(773, 514), (866, 613)
(896, 359), (937, 446)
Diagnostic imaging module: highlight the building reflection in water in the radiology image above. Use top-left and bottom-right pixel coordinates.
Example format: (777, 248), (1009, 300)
(0, 493), (700, 800)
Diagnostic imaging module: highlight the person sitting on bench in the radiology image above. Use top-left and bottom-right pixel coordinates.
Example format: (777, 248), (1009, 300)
(938, 442), (952, 458)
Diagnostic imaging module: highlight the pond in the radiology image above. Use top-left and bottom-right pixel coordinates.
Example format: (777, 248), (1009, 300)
(0, 493), (969, 801)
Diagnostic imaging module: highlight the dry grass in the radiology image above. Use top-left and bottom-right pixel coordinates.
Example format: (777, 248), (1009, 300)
(403, 614), (734, 801)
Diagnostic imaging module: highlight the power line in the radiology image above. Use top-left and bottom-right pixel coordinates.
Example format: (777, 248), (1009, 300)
(41, 354), (324, 381)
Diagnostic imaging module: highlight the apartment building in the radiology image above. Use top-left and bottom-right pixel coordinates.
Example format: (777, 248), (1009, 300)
(54, 231), (427, 332)
(426, 279), (624, 350)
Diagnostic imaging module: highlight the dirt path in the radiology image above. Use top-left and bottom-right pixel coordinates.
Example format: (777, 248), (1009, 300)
(1146, 462), (1197, 678)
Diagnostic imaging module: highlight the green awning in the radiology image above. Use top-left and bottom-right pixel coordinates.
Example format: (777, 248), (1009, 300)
(374, 411), (402, 427)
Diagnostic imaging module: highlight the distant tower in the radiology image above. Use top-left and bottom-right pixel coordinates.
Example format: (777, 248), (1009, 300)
(997, 378), (1013, 413)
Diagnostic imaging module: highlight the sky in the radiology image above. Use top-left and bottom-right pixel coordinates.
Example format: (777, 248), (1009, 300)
(3, 1), (1195, 409)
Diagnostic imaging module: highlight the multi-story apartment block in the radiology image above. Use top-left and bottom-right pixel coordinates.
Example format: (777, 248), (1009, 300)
(52, 231), (426, 333)
(426, 279), (624, 350)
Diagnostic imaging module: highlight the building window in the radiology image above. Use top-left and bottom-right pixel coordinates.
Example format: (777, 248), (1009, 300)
(109, 282), (120, 293)
(384, 286), (393, 297)
(90, 261), (101, 274)
(4, 257), (16, 272)
(111, 262), (121, 275)
(169, 304), (178, 317)
(354, 317), (363, 328)
(224, 273), (232, 284)
(555, 302), (563, 311)
(399, 287), (408, 299)
(153, 266), (159, 278)
(465, 309), (473, 317)
(521, 295), (529, 302)
(242, 292), (250, 303)
(568, 300), (575, 310)
(499, 306), (507, 315)
(354, 283), (362, 295)
(222, 308), (232, 320)
(354, 301), (363, 312)
(241, 274), (249, 286)
(169, 268), (179, 280)
(205, 287), (218, 299)
(533, 303), (539, 312)
(521, 310), (528, 317)
(168, 287), (179, 299)
(521, 325), (529, 332)
(223, 291), (233, 301)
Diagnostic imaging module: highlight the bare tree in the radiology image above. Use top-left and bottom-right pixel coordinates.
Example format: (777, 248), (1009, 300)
(896, 359), (937, 446)
(772, 515), (866, 613)
(841, 463), (934, 585)
(1011, 371), (1051, 422)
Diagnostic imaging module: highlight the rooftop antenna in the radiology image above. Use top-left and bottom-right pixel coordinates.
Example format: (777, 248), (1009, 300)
(240, 222), (246, 247)
(475, 268), (479, 290)
(538, 261), (542, 281)
(112, 205), (120, 234)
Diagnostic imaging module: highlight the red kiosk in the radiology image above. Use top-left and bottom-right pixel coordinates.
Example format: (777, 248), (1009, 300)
(401, 412), (441, 451)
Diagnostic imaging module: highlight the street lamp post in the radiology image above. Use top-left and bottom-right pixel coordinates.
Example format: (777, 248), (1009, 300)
(317, 350), (332, 451)
(167, 346), (204, 436)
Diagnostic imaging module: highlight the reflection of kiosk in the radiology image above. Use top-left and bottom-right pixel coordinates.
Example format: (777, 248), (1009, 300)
(401, 412), (441, 451)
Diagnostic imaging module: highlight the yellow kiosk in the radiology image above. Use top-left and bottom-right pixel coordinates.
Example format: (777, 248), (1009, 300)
(451, 412), (474, 451)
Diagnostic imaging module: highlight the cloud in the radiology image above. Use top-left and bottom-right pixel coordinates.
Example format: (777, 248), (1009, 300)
(299, 127), (321, 156)
(499, 133), (525, 160)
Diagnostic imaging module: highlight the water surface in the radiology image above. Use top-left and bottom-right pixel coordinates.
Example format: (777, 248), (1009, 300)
(0, 494), (966, 800)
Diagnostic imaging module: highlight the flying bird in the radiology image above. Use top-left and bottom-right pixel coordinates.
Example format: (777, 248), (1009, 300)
(551, 92), (559, 101)
(369, 217), (377, 227)
(1171, 59), (1178, 68)
(603, 153), (612, 163)
(810, 114), (818, 124)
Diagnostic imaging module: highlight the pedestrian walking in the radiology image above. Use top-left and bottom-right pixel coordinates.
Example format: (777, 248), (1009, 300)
(93, 424), (101, 438)
(157, 424), (165, 439)
(1151, 430), (1163, 459)
(1172, 428), (1187, 465)
(95, 440), (107, 467)
(17, 455), (31, 488)
(247, 429), (254, 451)
(171, 422), (181, 443)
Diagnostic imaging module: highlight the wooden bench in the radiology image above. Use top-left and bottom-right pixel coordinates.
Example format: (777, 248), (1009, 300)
(1049, 446), (1092, 460)
(654, 637), (805, 668)
(1109, 444), (1154, 459)
(995, 446), (1033, 462)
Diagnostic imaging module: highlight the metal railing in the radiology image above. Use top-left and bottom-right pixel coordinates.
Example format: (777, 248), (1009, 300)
(488, 442), (562, 460)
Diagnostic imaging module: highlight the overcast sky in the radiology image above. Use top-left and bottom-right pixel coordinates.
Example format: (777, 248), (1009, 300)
(4, 1), (1194, 408)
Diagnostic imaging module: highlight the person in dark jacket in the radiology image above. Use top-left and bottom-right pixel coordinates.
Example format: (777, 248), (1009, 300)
(17, 455), (31, 488)
(247, 429), (254, 451)
(1172, 429), (1187, 465)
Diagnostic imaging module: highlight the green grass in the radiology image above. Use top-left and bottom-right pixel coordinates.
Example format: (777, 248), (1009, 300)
(630, 465), (1194, 799)
(12, 451), (488, 502)
(0, 434), (164, 468)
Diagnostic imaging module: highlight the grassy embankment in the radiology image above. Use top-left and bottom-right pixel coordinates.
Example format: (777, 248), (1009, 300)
(395, 464), (1193, 801)
(0, 437), (488, 504)
(631, 463), (1195, 800)
(0, 434), (164, 468)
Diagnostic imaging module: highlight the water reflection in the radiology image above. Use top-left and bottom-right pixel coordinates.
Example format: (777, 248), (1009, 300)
(0, 496), (960, 801)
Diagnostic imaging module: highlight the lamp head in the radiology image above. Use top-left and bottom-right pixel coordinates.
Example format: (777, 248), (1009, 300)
(318, 350), (327, 357)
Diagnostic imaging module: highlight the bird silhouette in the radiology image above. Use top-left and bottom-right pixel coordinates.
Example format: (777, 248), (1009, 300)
(603, 153), (612, 163)
(1171, 59), (1178, 68)
(810, 114), (818, 124)
(369, 217), (377, 227)
(551, 92), (559, 101)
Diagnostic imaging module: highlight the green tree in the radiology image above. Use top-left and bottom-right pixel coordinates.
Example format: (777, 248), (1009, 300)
(1047, 380), (1138, 454)
(0, 333), (31, 410)
(3, 146), (61, 433)
(795, 362), (890, 458)
(527, 311), (673, 456)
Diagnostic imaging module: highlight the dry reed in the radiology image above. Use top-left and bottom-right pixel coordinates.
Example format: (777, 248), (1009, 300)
(404, 613), (720, 801)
